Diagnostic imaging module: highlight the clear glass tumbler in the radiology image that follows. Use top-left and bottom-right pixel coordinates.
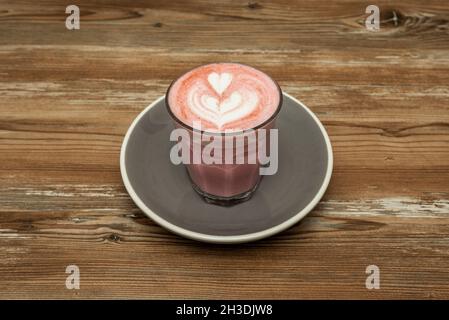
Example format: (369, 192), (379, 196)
(165, 64), (282, 206)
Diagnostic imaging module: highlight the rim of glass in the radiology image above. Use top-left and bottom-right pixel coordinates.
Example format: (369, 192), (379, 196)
(165, 62), (283, 136)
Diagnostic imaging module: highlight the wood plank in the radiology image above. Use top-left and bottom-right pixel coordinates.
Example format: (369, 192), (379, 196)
(0, 0), (448, 50)
(1, 194), (449, 299)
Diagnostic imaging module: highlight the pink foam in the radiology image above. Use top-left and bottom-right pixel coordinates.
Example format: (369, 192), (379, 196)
(167, 63), (280, 132)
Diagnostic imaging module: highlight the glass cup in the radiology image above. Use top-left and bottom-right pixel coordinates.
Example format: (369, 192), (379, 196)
(165, 64), (282, 206)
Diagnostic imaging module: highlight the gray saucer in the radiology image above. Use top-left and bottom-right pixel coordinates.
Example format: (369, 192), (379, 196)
(120, 93), (333, 244)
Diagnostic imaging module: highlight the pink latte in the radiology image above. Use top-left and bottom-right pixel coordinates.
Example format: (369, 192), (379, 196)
(167, 63), (280, 132)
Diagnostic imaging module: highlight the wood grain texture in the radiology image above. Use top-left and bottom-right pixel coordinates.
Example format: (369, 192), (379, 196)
(0, 0), (448, 299)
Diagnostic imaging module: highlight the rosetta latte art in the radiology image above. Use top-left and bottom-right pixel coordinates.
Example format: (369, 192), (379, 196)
(188, 72), (259, 129)
(167, 63), (280, 132)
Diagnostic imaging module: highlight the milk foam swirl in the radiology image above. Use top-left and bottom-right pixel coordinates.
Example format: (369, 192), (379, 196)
(167, 63), (280, 132)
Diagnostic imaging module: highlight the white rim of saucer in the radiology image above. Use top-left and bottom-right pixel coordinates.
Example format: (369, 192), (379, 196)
(120, 92), (333, 244)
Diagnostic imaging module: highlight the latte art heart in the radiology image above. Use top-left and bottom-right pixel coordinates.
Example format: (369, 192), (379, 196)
(186, 71), (261, 129)
(200, 92), (243, 115)
(208, 72), (232, 95)
(190, 88), (259, 129)
(168, 63), (280, 132)
(219, 92), (242, 114)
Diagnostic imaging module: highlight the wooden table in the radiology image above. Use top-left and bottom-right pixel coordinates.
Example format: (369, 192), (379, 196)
(1, 0), (448, 299)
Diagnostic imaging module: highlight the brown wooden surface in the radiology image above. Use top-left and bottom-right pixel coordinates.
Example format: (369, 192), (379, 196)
(1, 0), (449, 299)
